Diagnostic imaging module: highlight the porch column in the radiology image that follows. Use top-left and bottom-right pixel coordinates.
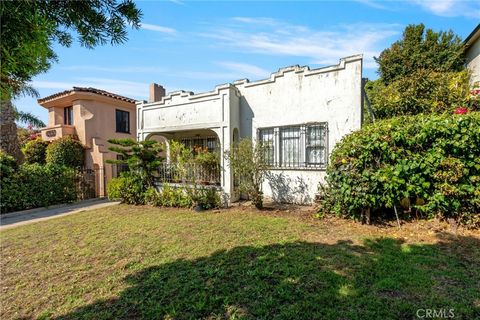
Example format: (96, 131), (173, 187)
(214, 127), (232, 206)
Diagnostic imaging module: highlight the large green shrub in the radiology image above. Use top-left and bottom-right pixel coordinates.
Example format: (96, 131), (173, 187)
(1, 163), (77, 213)
(0, 151), (17, 178)
(322, 112), (480, 227)
(23, 138), (49, 164)
(106, 173), (145, 205)
(46, 136), (85, 167)
(366, 70), (478, 119)
(365, 24), (476, 120)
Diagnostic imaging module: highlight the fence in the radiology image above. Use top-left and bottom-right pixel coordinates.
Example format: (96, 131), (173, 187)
(156, 162), (221, 186)
(74, 168), (97, 200)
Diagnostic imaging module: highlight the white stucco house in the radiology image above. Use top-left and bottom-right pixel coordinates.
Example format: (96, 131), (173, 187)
(465, 24), (480, 86)
(136, 54), (363, 204)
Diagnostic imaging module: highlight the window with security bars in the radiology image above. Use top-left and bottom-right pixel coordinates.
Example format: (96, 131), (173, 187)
(258, 123), (328, 169)
(306, 124), (327, 166)
(259, 128), (274, 166)
(180, 136), (219, 153)
(280, 126), (301, 167)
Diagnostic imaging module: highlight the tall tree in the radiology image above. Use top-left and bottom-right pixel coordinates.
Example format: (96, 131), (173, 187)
(375, 23), (465, 85)
(365, 24), (472, 119)
(0, 0), (142, 160)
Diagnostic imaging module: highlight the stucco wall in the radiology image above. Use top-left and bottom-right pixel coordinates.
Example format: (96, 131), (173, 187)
(76, 99), (136, 195)
(40, 94), (136, 196)
(138, 85), (238, 135)
(466, 37), (480, 85)
(137, 55), (363, 204)
(235, 56), (363, 203)
(138, 86), (240, 200)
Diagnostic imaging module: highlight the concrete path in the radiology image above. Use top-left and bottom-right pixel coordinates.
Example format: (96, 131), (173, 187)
(0, 198), (120, 230)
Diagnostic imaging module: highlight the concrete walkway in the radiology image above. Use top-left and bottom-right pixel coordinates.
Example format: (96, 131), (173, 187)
(0, 198), (120, 230)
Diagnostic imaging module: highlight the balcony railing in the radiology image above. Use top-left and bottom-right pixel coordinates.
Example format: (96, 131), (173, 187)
(156, 162), (221, 186)
(40, 125), (76, 141)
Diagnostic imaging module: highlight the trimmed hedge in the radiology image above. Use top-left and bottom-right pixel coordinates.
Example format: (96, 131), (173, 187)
(46, 136), (85, 168)
(1, 154), (77, 213)
(323, 112), (480, 227)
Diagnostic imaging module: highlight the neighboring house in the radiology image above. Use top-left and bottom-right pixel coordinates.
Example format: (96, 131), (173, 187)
(465, 23), (480, 86)
(38, 87), (136, 197)
(137, 55), (363, 204)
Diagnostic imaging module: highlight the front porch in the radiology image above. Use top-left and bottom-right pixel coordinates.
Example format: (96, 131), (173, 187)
(152, 129), (221, 186)
(137, 85), (241, 204)
(146, 128), (237, 204)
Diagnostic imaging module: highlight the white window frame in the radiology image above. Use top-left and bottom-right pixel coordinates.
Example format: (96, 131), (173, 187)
(258, 122), (328, 170)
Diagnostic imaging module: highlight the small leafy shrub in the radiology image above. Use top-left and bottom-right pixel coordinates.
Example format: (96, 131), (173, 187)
(23, 138), (49, 164)
(160, 185), (192, 208)
(143, 185), (219, 209)
(323, 112), (480, 228)
(169, 140), (194, 164)
(46, 136), (84, 168)
(225, 139), (267, 209)
(160, 185), (193, 208)
(144, 187), (162, 207)
(1, 163), (76, 213)
(188, 186), (220, 210)
(107, 173), (145, 205)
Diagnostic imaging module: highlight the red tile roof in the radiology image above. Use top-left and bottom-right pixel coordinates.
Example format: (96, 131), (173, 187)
(37, 87), (136, 104)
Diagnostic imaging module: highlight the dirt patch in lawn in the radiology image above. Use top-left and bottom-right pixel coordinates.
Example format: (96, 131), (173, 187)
(226, 200), (479, 245)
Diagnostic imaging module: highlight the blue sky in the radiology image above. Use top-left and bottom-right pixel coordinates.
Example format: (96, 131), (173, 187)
(15, 0), (480, 124)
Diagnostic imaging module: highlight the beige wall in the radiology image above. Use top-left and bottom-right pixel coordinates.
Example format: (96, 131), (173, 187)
(466, 37), (480, 85)
(40, 93), (136, 197)
(47, 107), (64, 126)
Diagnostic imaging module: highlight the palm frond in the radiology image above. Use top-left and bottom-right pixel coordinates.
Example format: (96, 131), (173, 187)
(14, 84), (40, 98)
(16, 111), (46, 128)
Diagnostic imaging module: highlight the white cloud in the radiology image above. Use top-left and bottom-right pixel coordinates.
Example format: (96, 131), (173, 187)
(352, 0), (389, 10)
(356, 0), (480, 18)
(409, 0), (455, 16)
(199, 19), (400, 69)
(32, 80), (76, 90)
(33, 78), (148, 99)
(409, 0), (480, 18)
(231, 17), (279, 26)
(60, 65), (165, 73)
(216, 61), (270, 78)
(168, 0), (185, 5)
(141, 23), (177, 34)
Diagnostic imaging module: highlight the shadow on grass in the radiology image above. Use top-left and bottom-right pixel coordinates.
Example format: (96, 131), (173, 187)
(57, 233), (480, 320)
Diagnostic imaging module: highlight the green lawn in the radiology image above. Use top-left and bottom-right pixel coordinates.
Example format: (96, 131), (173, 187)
(1, 205), (479, 319)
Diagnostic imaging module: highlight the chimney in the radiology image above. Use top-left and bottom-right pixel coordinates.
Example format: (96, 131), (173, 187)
(149, 83), (165, 102)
